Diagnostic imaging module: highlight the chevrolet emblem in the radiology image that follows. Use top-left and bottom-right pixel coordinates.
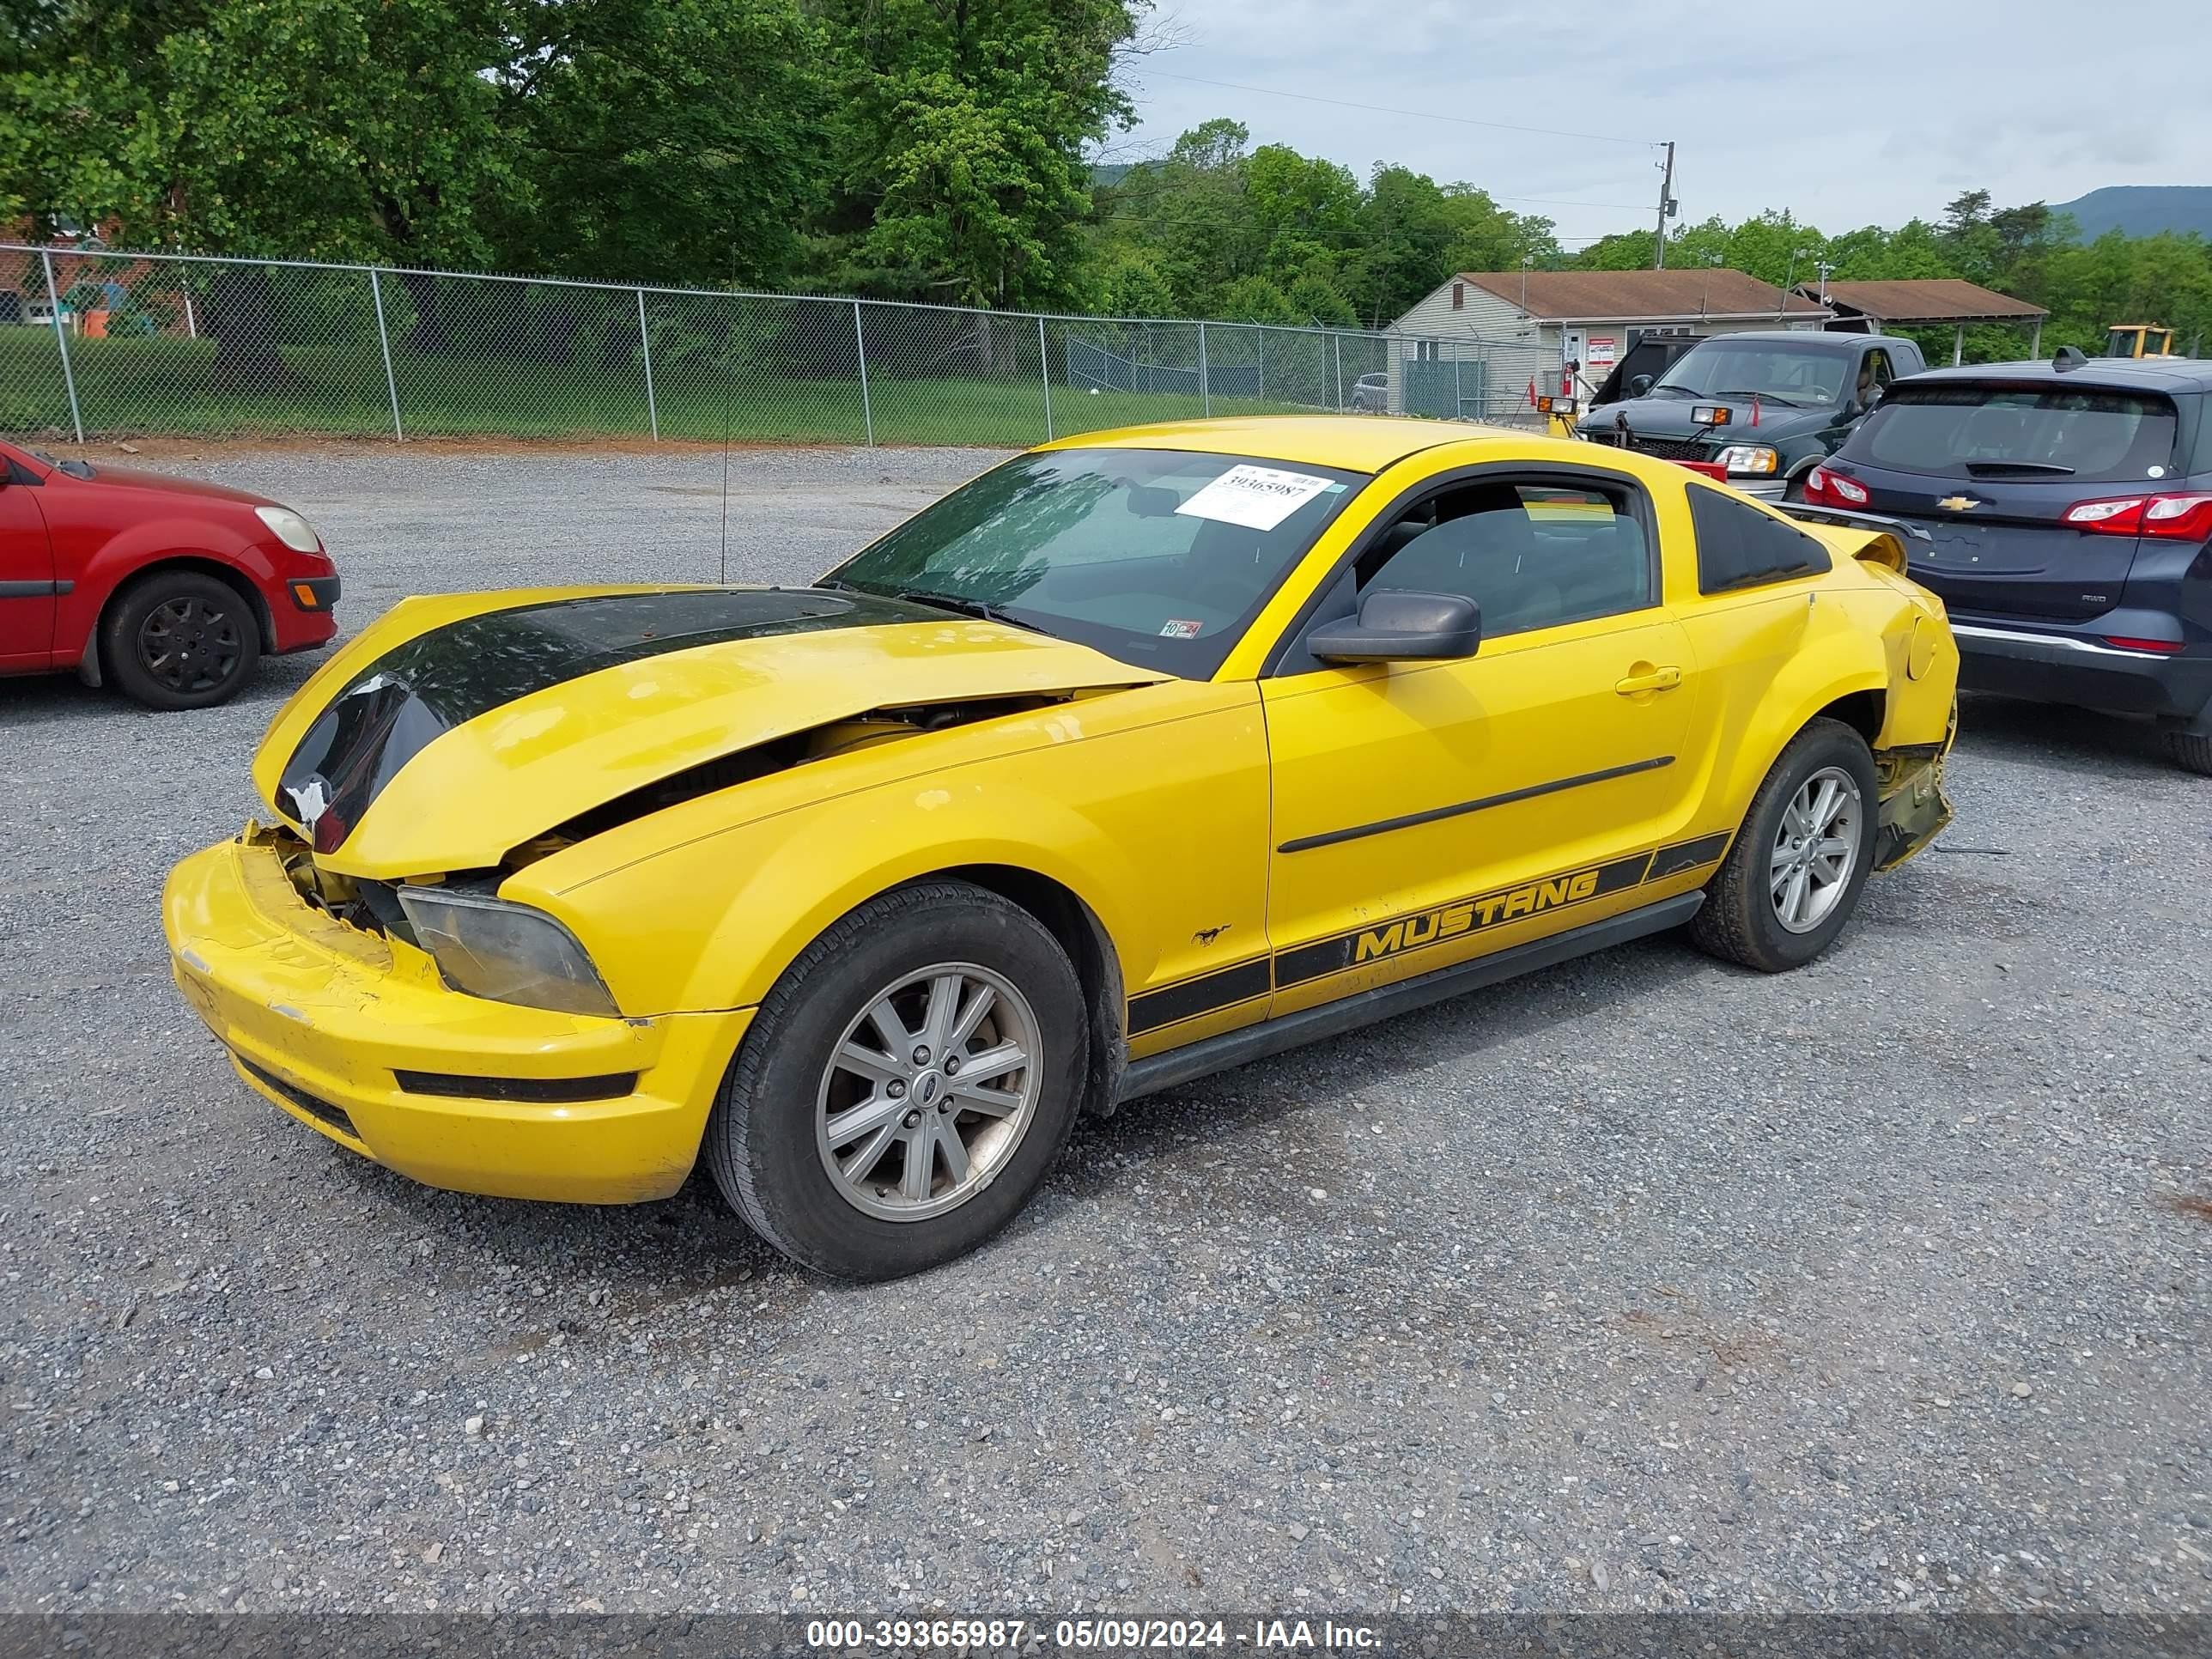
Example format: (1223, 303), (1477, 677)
(1937, 495), (1980, 512)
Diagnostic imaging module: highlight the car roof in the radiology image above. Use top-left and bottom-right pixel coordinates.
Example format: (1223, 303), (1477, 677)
(1689, 330), (1864, 350)
(1037, 415), (1503, 472)
(1900, 356), (2212, 392)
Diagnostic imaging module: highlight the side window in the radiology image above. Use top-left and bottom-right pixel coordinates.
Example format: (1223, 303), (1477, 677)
(1359, 478), (1654, 639)
(1686, 484), (1832, 595)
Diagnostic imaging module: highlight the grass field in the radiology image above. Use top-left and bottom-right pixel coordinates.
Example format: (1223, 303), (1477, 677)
(0, 326), (1322, 448)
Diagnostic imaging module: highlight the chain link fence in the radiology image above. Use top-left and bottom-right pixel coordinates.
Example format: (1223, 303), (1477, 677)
(0, 244), (1552, 448)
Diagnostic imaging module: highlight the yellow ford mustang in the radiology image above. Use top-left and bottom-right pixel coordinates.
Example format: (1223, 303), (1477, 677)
(164, 417), (1957, 1279)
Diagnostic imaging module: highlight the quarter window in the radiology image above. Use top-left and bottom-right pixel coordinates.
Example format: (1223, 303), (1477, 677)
(1686, 485), (1832, 594)
(1358, 478), (1654, 638)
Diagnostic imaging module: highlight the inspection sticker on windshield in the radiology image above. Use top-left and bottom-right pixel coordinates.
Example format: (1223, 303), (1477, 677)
(1175, 465), (1335, 531)
(1158, 618), (1202, 639)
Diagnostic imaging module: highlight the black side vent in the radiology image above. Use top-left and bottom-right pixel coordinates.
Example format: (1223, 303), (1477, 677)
(236, 1056), (359, 1139)
(393, 1070), (638, 1103)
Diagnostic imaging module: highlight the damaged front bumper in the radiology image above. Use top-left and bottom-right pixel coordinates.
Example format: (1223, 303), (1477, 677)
(162, 825), (751, 1204)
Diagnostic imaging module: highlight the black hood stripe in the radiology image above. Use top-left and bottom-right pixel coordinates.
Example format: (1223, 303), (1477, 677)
(276, 587), (940, 848)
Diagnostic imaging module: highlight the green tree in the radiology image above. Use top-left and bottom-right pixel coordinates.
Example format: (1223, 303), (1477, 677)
(1287, 272), (1355, 327)
(1440, 184), (1558, 276)
(1346, 164), (1455, 326)
(489, 0), (830, 287)
(1, 0), (525, 385)
(817, 0), (1141, 308)
(1095, 251), (1176, 317)
(1212, 273), (1297, 323)
(1094, 119), (1261, 314)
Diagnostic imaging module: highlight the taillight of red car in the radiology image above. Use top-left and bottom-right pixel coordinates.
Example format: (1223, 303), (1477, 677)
(2062, 493), (2212, 539)
(1803, 465), (1869, 506)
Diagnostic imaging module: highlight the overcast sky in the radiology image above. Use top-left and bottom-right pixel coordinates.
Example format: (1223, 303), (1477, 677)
(1111, 0), (2212, 245)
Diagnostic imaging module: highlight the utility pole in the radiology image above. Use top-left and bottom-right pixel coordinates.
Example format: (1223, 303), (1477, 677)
(1653, 141), (1676, 270)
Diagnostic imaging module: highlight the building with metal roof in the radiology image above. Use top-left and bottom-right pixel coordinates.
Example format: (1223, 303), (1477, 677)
(1796, 278), (2049, 362)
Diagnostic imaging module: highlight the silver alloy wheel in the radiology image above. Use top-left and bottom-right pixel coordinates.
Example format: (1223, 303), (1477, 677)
(1770, 764), (1863, 935)
(815, 963), (1042, 1223)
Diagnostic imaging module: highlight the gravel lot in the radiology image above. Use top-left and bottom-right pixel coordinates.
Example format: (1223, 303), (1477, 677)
(2, 442), (2207, 1619)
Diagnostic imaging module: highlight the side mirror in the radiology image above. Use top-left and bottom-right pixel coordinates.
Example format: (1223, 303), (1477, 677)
(1629, 374), (1654, 397)
(1310, 589), (1481, 665)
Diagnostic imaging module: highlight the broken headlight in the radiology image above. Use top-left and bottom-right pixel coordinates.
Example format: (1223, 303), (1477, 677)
(395, 888), (620, 1018)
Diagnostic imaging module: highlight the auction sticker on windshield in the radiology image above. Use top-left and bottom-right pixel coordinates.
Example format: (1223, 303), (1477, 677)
(1174, 464), (1337, 531)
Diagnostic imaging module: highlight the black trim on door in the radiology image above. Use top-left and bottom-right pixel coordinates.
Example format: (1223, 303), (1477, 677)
(1260, 459), (1668, 678)
(1126, 957), (1272, 1036)
(0, 580), (60, 599)
(1277, 756), (1675, 854)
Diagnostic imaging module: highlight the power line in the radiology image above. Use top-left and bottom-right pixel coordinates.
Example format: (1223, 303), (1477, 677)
(1135, 68), (1663, 149)
(1491, 192), (1656, 211)
(1091, 207), (1628, 246)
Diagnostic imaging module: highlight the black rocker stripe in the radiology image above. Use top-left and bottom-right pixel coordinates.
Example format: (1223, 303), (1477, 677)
(1647, 830), (1732, 878)
(1277, 757), (1676, 854)
(1130, 831), (1738, 1024)
(1273, 851), (1655, 988)
(1127, 957), (1273, 1036)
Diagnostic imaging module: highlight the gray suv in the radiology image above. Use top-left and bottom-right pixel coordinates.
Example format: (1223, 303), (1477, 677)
(1811, 351), (2212, 775)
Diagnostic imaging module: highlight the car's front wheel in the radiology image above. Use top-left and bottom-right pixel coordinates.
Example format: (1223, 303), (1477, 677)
(1690, 718), (1878, 972)
(705, 880), (1087, 1279)
(101, 569), (263, 710)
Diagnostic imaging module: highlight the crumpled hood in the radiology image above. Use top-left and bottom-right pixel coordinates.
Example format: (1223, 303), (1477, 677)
(251, 585), (1165, 880)
(1578, 395), (1829, 444)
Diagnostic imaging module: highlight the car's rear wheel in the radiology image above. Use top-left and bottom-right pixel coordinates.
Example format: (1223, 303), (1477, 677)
(2164, 729), (2212, 777)
(704, 880), (1086, 1279)
(101, 570), (262, 710)
(1690, 718), (1878, 972)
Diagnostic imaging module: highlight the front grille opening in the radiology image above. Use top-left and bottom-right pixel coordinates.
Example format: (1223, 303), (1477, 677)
(236, 1055), (358, 1139)
(393, 1070), (638, 1103)
(1626, 433), (1711, 462)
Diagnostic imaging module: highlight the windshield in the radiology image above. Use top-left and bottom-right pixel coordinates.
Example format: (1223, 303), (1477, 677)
(826, 447), (1364, 677)
(1853, 383), (2179, 483)
(1650, 339), (1850, 405)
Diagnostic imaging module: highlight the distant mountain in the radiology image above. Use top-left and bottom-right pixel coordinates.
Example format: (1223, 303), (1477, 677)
(2050, 186), (2212, 241)
(1089, 162), (1135, 190)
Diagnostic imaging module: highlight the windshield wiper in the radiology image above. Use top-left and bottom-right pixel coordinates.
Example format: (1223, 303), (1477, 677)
(1723, 390), (1798, 407)
(885, 586), (1046, 633)
(1650, 381), (1700, 398)
(1964, 460), (2075, 477)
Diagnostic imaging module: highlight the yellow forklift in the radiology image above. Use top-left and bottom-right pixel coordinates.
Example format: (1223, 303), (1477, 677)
(2104, 323), (2177, 359)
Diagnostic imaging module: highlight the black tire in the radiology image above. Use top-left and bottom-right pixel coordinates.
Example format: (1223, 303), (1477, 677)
(2166, 729), (2212, 777)
(101, 569), (262, 710)
(704, 880), (1087, 1280)
(1690, 717), (1879, 973)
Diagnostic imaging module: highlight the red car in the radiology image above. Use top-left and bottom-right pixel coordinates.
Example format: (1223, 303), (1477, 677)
(0, 438), (340, 709)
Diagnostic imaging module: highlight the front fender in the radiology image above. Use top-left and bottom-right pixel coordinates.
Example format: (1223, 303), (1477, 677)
(509, 681), (1273, 1021)
(561, 786), (1146, 1018)
(56, 516), (279, 659)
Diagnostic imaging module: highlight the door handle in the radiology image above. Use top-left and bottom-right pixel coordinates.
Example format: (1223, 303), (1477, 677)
(1614, 665), (1682, 696)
